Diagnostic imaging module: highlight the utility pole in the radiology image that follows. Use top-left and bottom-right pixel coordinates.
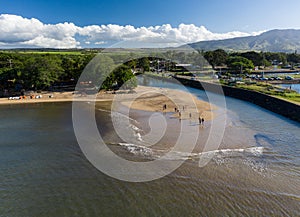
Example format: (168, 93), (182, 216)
(240, 64), (243, 79)
(8, 59), (12, 68)
(262, 52), (265, 78)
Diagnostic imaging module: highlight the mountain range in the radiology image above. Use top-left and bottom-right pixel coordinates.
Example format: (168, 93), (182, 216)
(186, 29), (300, 52)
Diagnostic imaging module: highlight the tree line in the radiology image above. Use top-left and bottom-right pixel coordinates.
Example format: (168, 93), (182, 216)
(0, 52), (96, 91)
(203, 49), (300, 73)
(0, 51), (138, 92)
(1, 49), (300, 92)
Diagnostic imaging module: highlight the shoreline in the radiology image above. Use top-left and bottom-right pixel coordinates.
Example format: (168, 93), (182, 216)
(0, 86), (216, 121)
(0, 91), (114, 105)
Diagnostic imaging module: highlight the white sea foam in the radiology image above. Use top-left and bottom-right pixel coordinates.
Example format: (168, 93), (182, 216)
(130, 124), (143, 132)
(128, 123), (144, 142)
(119, 143), (153, 156)
(97, 108), (111, 113)
(135, 132), (143, 142)
(117, 143), (264, 161)
(200, 146), (264, 157)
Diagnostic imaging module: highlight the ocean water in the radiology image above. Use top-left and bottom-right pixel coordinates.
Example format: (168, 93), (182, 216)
(1, 78), (300, 216)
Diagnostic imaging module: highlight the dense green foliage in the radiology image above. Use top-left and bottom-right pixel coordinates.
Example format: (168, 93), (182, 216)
(226, 56), (255, 72)
(125, 57), (150, 72)
(0, 52), (95, 90)
(204, 49), (229, 68)
(0, 51), (138, 91)
(234, 51), (263, 66)
(109, 65), (137, 90)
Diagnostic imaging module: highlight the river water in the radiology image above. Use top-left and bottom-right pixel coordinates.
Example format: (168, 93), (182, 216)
(0, 77), (299, 216)
(280, 83), (300, 93)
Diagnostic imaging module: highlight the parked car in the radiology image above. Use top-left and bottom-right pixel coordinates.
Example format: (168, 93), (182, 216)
(285, 76), (294, 80)
(260, 77), (268, 81)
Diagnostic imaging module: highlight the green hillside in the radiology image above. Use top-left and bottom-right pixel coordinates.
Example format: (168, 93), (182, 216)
(187, 29), (300, 52)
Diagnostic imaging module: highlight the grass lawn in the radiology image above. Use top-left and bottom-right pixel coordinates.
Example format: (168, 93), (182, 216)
(235, 82), (300, 104)
(18, 51), (86, 55)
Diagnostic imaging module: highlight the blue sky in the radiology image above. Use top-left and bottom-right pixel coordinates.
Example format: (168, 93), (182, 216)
(1, 0), (300, 48)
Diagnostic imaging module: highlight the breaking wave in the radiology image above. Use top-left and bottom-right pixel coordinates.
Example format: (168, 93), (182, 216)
(116, 143), (264, 161)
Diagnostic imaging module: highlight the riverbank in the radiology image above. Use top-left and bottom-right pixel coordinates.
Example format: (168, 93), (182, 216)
(174, 76), (300, 123)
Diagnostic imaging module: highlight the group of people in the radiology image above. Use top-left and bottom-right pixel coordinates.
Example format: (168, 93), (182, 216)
(8, 94), (54, 100)
(198, 117), (205, 125)
(8, 94), (43, 100)
(163, 104), (205, 125)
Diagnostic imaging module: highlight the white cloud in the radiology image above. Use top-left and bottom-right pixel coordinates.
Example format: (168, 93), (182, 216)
(21, 36), (80, 48)
(0, 14), (264, 48)
(0, 14), (80, 48)
(95, 41), (107, 45)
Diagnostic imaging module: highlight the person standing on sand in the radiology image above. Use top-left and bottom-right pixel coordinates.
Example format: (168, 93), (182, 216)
(201, 117), (205, 125)
(199, 117), (202, 125)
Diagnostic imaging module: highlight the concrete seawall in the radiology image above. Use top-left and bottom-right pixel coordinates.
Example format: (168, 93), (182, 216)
(174, 76), (300, 123)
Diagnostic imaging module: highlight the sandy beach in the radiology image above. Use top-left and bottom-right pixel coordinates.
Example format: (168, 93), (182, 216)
(0, 86), (215, 120)
(117, 86), (215, 120)
(0, 91), (114, 105)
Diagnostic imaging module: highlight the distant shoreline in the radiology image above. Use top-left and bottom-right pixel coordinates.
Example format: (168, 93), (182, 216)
(0, 91), (113, 105)
(0, 86), (215, 122)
